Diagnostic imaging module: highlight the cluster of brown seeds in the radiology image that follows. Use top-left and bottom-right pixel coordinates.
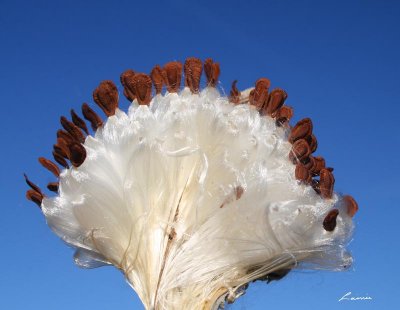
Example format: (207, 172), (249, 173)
(234, 75), (358, 231)
(24, 57), (358, 232)
(288, 117), (359, 230)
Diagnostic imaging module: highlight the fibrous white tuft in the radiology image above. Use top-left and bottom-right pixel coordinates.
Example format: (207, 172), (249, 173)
(25, 58), (358, 310)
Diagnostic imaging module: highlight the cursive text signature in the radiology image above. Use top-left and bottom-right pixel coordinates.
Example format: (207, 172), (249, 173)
(339, 291), (372, 302)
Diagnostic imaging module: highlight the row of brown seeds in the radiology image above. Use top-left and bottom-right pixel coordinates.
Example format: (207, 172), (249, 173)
(24, 58), (219, 208)
(229, 76), (334, 197)
(229, 76), (358, 231)
(25, 57), (357, 230)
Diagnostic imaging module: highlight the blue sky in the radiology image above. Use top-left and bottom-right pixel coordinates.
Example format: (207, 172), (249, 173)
(1, 0), (399, 309)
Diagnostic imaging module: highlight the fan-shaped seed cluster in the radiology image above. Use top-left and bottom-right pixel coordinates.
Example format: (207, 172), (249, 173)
(24, 57), (358, 233)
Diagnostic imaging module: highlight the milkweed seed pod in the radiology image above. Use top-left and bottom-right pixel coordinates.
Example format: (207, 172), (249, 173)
(25, 58), (359, 310)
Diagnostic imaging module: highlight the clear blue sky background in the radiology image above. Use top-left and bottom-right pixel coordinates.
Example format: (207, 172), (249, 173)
(1, 0), (399, 309)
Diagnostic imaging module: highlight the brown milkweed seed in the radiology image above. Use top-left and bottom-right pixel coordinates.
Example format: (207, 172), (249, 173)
(323, 209), (339, 231)
(289, 118), (313, 143)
